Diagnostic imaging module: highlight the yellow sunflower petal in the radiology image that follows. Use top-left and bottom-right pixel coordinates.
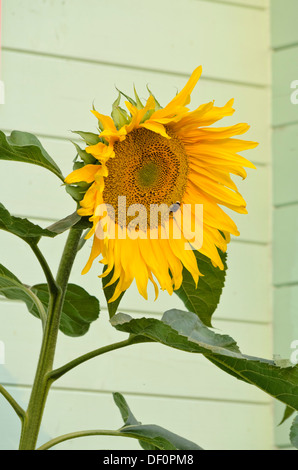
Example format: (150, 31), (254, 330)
(168, 237), (200, 286)
(161, 66), (202, 112)
(81, 234), (103, 275)
(91, 110), (118, 132)
(124, 94), (156, 133)
(86, 142), (115, 162)
(64, 164), (100, 184)
(193, 123), (251, 140)
(140, 121), (170, 139)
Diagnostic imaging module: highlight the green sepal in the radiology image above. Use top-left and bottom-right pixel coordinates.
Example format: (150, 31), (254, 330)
(146, 85), (162, 110)
(72, 161), (85, 171)
(65, 182), (91, 202)
(71, 141), (96, 164)
(133, 85), (144, 109)
(71, 131), (101, 146)
(111, 92), (130, 129)
(116, 87), (137, 107)
(140, 108), (156, 123)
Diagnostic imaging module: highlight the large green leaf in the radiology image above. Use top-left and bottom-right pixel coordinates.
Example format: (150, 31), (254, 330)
(0, 264), (45, 315)
(113, 392), (158, 450)
(30, 284), (100, 337)
(0, 264), (100, 337)
(113, 392), (140, 427)
(174, 250), (227, 327)
(112, 310), (240, 355)
(0, 130), (64, 181)
(0, 203), (58, 243)
(290, 415), (298, 449)
(119, 425), (203, 450)
(111, 310), (298, 410)
(113, 392), (203, 450)
(0, 264), (28, 302)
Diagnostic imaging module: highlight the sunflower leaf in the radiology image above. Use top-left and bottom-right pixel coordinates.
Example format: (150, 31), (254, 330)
(279, 405), (296, 426)
(290, 414), (298, 449)
(0, 202), (58, 243)
(45, 211), (91, 236)
(111, 309), (298, 410)
(120, 424), (203, 451)
(113, 393), (178, 450)
(45, 212), (82, 235)
(0, 265), (99, 337)
(0, 130), (64, 181)
(174, 250), (227, 327)
(0, 264), (41, 310)
(113, 392), (141, 427)
(113, 392), (203, 450)
(30, 284), (100, 337)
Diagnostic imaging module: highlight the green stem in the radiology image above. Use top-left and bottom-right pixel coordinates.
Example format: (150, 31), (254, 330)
(0, 384), (26, 422)
(28, 242), (58, 296)
(37, 429), (152, 451)
(49, 336), (147, 383)
(18, 228), (83, 450)
(24, 288), (47, 330)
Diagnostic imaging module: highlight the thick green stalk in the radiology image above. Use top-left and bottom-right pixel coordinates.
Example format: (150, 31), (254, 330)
(18, 228), (83, 450)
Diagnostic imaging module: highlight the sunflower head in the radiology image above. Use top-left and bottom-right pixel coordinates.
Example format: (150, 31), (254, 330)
(65, 66), (257, 302)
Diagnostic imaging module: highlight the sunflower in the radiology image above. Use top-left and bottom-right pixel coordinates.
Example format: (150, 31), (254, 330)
(65, 66), (257, 302)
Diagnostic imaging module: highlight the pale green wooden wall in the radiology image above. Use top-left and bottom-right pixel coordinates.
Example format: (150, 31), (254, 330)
(271, 0), (298, 450)
(0, 0), (273, 450)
